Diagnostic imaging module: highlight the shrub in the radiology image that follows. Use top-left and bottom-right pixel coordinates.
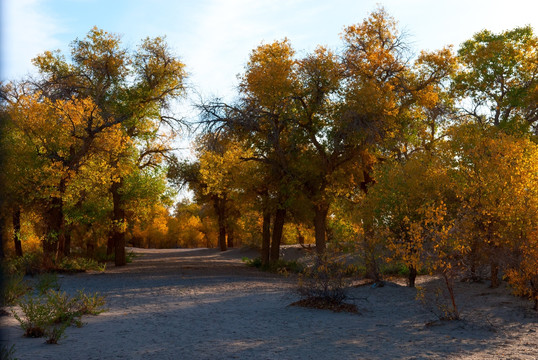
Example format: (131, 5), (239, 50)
(12, 295), (51, 338)
(1, 272), (31, 306)
(6, 253), (43, 276)
(242, 257), (262, 268)
(0, 344), (17, 360)
(297, 251), (353, 305)
(36, 273), (60, 295)
(416, 276), (460, 321)
(73, 290), (107, 316)
(13, 289), (106, 344)
(57, 257), (106, 273)
(243, 257), (303, 275)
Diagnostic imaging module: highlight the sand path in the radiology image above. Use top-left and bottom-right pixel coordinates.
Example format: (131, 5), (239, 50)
(1, 247), (537, 359)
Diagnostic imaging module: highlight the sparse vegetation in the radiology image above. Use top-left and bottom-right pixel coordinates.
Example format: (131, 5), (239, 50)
(12, 288), (106, 344)
(294, 251), (358, 313)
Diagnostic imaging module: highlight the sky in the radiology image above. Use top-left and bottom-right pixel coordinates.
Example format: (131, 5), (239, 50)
(3, 0), (538, 99)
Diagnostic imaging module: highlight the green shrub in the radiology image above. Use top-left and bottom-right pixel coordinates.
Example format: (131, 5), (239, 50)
(44, 321), (70, 344)
(126, 250), (139, 263)
(0, 344), (17, 360)
(1, 273), (31, 306)
(95, 249), (137, 264)
(57, 257), (106, 273)
(264, 259), (303, 275)
(73, 290), (107, 316)
(243, 257), (303, 274)
(6, 253), (43, 275)
(13, 289), (107, 344)
(12, 295), (51, 338)
(36, 273), (60, 295)
(242, 257), (262, 268)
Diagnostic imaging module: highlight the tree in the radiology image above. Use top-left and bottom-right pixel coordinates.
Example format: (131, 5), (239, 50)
(454, 26), (538, 135)
(367, 153), (451, 287)
(26, 27), (187, 266)
(2, 90), (122, 261)
(445, 123), (538, 288)
(293, 8), (455, 254)
(198, 39), (300, 261)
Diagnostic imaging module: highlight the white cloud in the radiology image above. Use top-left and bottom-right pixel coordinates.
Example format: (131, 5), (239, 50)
(1, 0), (63, 81)
(182, 0), (335, 101)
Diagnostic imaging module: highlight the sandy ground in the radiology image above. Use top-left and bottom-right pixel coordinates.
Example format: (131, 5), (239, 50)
(1, 247), (537, 360)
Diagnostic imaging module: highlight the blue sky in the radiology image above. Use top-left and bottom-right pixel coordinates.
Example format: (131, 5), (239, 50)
(3, 0), (538, 104)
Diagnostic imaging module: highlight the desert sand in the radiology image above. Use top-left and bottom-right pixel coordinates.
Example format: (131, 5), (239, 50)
(1, 247), (537, 360)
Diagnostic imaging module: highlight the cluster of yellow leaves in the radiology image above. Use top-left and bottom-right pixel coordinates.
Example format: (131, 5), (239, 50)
(198, 142), (253, 198)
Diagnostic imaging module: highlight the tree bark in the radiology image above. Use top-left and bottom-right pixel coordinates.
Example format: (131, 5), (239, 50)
(296, 226), (305, 245)
(0, 217), (4, 260)
(270, 208), (286, 262)
(313, 202), (329, 255)
(44, 178), (67, 263)
(490, 260), (500, 288)
(261, 210), (271, 266)
(106, 234), (114, 256)
(63, 230), (71, 257)
(12, 207), (23, 257)
(54, 178), (69, 259)
(364, 222), (381, 282)
(110, 179), (126, 266)
(213, 196), (227, 252)
(408, 265), (417, 288)
(227, 227), (234, 248)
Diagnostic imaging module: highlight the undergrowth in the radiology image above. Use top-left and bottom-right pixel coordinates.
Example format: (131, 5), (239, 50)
(242, 257), (303, 275)
(12, 289), (106, 344)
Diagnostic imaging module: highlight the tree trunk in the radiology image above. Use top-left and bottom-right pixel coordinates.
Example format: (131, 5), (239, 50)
(467, 237), (481, 281)
(213, 196), (227, 252)
(443, 272), (460, 319)
(0, 213), (5, 260)
(364, 222), (381, 282)
(12, 207), (23, 257)
(227, 227), (234, 248)
(63, 231), (71, 257)
(44, 179), (67, 264)
(110, 179), (126, 266)
(107, 234), (114, 256)
(490, 260), (500, 288)
(408, 265), (417, 288)
(313, 202), (329, 255)
(531, 279), (537, 311)
(54, 178), (69, 259)
(296, 226), (304, 245)
(261, 211), (271, 266)
(270, 208), (286, 262)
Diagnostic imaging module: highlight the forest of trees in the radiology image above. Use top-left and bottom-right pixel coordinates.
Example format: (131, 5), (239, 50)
(1, 9), (537, 308)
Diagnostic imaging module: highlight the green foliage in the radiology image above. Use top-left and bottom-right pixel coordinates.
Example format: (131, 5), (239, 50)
(36, 273), (60, 295)
(44, 321), (70, 344)
(126, 250), (139, 263)
(57, 256), (106, 273)
(12, 289), (107, 344)
(1, 272), (31, 306)
(12, 295), (51, 338)
(73, 290), (107, 316)
(6, 252), (43, 276)
(243, 257), (303, 275)
(0, 345), (18, 360)
(242, 257), (262, 268)
(379, 263), (429, 277)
